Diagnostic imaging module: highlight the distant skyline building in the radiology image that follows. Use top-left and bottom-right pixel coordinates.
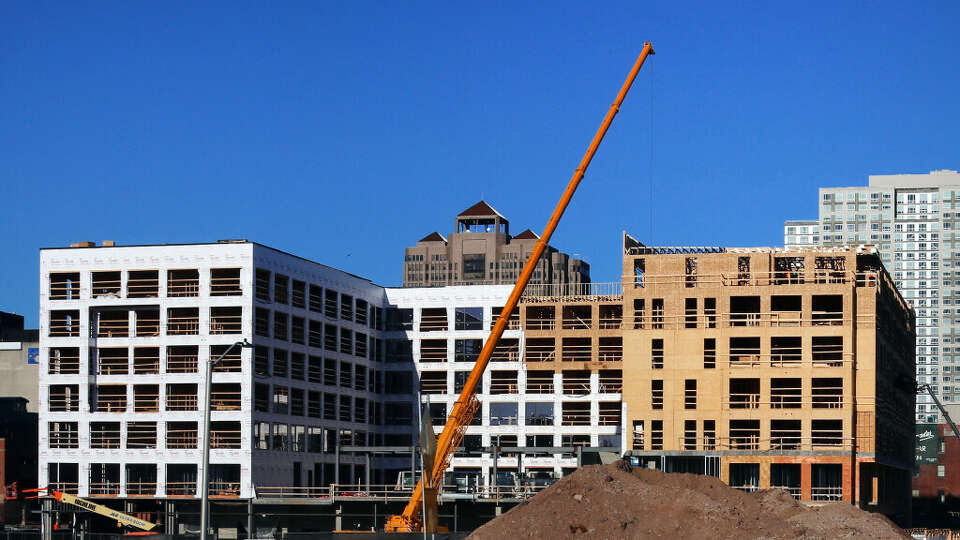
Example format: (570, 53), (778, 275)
(785, 169), (960, 423)
(402, 201), (590, 288)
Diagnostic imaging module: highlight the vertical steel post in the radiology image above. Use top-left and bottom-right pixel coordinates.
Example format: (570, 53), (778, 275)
(201, 340), (250, 540)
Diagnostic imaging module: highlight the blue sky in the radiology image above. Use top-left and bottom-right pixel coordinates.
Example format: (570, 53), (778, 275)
(2, 2), (959, 326)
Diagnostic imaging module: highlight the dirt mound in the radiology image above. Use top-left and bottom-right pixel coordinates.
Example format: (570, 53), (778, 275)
(468, 463), (908, 540)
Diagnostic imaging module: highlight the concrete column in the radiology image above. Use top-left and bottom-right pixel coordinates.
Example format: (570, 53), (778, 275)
(247, 499), (254, 540)
(42, 498), (53, 540)
(165, 501), (176, 534)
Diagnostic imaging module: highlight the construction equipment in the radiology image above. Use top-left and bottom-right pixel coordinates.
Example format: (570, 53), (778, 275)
(23, 487), (157, 531)
(919, 383), (960, 438)
(384, 41), (655, 533)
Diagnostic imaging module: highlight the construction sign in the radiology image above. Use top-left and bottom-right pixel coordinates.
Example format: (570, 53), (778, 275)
(54, 491), (156, 531)
(916, 423), (941, 466)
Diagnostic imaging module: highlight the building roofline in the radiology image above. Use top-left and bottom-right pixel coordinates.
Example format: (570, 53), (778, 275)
(39, 240), (385, 287)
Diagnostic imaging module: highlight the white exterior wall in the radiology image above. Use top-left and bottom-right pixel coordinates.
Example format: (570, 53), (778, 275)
(385, 286), (623, 488)
(39, 242), (391, 499)
(39, 242), (256, 498)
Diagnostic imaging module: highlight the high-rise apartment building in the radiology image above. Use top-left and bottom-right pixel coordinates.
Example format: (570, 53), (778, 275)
(402, 201), (590, 288)
(785, 169), (960, 423)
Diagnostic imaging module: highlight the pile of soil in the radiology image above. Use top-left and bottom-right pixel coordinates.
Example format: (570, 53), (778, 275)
(468, 463), (908, 539)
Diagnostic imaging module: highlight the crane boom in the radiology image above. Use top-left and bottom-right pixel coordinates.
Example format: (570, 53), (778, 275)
(919, 383), (960, 439)
(385, 41), (655, 533)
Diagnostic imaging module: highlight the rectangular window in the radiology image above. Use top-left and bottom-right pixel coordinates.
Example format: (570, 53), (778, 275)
(652, 299), (664, 329)
(290, 388), (304, 416)
(273, 386), (289, 414)
(273, 312), (288, 340)
(703, 420), (716, 450)
(274, 274), (289, 304)
(455, 307), (484, 330)
(685, 298), (697, 328)
(685, 379), (697, 409)
(273, 349), (288, 378)
(255, 308), (270, 337)
(340, 294), (353, 321)
(255, 269), (271, 302)
(291, 316), (305, 344)
(651, 380), (663, 409)
(651, 420), (663, 450)
(290, 352), (305, 380)
(684, 420), (697, 449)
(308, 285), (323, 312)
(704, 338), (716, 369)
(291, 280), (306, 308)
(704, 298), (717, 328)
(651, 339), (664, 369)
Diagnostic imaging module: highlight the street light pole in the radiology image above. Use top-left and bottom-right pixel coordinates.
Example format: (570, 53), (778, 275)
(200, 339), (252, 540)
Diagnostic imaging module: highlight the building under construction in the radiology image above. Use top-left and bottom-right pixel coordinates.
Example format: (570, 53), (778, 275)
(33, 230), (917, 534)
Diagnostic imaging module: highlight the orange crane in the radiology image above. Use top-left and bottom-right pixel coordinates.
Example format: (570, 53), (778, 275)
(385, 41), (655, 533)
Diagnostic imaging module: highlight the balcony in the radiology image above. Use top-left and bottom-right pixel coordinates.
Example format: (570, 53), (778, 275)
(49, 310), (80, 337)
(418, 339), (446, 362)
(133, 348), (160, 374)
(126, 464), (158, 497)
(598, 402), (620, 426)
(211, 268), (242, 296)
(210, 307), (242, 334)
(525, 338), (555, 362)
(90, 422), (121, 449)
(562, 306), (592, 330)
(598, 337), (622, 362)
(166, 422), (198, 449)
(561, 338), (591, 362)
(210, 384), (241, 411)
(598, 304), (622, 330)
(97, 311), (129, 337)
(561, 402), (591, 426)
(211, 344), (242, 373)
(210, 421), (242, 449)
(48, 384), (80, 412)
(97, 348), (128, 375)
(167, 308), (199, 335)
(127, 270), (159, 298)
(167, 346), (198, 373)
(525, 306), (555, 331)
(489, 371), (519, 395)
(420, 372), (447, 395)
(420, 308), (448, 332)
(92, 271), (121, 298)
(133, 385), (160, 412)
(95, 385), (127, 412)
(167, 269), (199, 297)
(127, 422), (157, 449)
(525, 371), (554, 394)
(597, 370), (622, 393)
(491, 339), (520, 362)
(135, 310), (160, 337)
(562, 371), (591, 395)
(49, 422), (78, 448)
(48, 347), (80, 374)
(166, 384), (198, 411)
(49, 272), (80, 300)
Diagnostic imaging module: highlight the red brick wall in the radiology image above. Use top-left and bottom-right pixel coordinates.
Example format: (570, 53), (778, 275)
(913, 424), (960, 497)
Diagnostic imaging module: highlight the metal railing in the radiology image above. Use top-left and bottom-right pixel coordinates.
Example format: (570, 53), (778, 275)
(210, 315), (242, 334)
(167, 278), (200, 297)
(810, 486), (843, 501)
(167, 316), (199, 335)
(521, 282), (622, 301)
(126, 482), (158, 496)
